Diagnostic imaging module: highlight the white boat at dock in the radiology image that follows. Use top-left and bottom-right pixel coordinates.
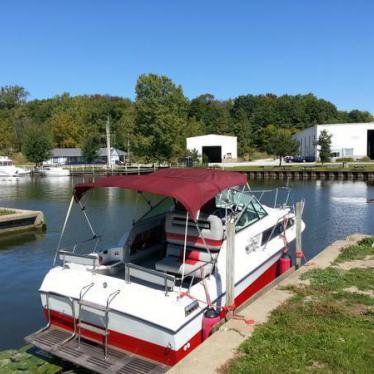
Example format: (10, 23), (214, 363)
(26, 168), (305, 372)
(39, 166), (70, 177)
(0, 156), (30, 177)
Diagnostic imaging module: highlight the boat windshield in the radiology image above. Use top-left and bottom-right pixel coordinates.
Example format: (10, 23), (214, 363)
(216, 186), (267, 231)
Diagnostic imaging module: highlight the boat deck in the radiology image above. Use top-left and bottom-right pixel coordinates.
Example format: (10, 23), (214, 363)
(25, 327), (169, 374)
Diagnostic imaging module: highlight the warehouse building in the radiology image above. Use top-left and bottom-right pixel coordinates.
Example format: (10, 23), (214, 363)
(186, 134), (238, 163)
(293, 123), (374, 160)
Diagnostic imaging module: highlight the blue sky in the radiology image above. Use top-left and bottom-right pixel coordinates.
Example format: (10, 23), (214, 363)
(1, 0), (373, 112)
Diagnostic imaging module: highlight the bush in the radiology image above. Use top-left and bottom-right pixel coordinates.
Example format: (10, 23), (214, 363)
(336, 157), (353, 162)
(358, 156), (371, 162)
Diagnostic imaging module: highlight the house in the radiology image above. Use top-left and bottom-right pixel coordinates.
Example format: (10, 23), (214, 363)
(44, 148), (127, 165)
(186, 134), (238, 163)
(293, 123), (374, 160)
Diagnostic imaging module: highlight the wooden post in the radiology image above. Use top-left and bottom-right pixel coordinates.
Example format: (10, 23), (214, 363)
(226, 221), (235, 318)
(295, 201), (303, 269)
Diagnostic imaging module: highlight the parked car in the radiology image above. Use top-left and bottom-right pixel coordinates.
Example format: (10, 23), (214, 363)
(304, 156), (316, 162)
(284, 156), (293, 163)
(292, 156), (306, 163)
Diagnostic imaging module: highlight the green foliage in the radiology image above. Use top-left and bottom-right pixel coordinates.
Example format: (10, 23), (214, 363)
(81, 132), (101, 163)
(335, 157), (353, 162)
(0, 85), (29, 110)
(264, 127), (299, 165)
(21, 125), (52, 166)
(315, 130), (332, 163)
(0, 82), (373, 163)
(134, 74), (188, 162)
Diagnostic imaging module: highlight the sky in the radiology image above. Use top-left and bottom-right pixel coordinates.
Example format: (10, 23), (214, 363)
(0, 0), (373, 112)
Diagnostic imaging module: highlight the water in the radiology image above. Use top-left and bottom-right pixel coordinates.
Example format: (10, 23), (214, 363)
(0, 176), (374, 350)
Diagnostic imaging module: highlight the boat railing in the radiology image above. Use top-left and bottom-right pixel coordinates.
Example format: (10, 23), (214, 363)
(251, 187), (293, 209)
(58, 250), (99, 272)
(125, 263), (175, 295)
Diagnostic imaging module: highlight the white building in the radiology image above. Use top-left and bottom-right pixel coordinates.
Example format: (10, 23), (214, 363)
(44, 147), (126, 165)
(293, 123), (374, 160)
(186, 134), (238, 163)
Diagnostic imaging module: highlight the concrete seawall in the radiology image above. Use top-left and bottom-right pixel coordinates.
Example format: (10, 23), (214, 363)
(168, 233), (369, 374)
(0, 208), (45, 235)
(244, 170), (374, 181)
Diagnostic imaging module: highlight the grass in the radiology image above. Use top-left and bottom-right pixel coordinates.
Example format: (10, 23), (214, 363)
(333, 237), (374, 264)
(0, 209), (16, 216)
(225, 238), (374, 374)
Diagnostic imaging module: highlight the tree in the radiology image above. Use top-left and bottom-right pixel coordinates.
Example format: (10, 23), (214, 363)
(347, 110), (373, 123)
(81, 132), (100, 163)
(22, 125), (52, 166)
(134, 74), (188, 162)
(0, 85), (29, 110)
(315, 129), (332, 164)
(265, 128), (299, 166)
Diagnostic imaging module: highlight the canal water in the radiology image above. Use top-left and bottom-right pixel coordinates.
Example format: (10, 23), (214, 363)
(0, 176), (373, 350)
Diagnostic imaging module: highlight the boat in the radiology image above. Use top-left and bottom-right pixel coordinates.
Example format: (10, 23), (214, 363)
(39, 166), (70, 177)
(0, 156), (30, 177)
(26, 168), (305, 372)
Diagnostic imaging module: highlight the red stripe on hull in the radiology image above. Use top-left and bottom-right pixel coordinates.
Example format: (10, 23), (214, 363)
(44, 259), (279, 366)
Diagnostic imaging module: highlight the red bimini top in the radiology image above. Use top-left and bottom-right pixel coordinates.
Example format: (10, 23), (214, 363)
(74, 168), (247, 220)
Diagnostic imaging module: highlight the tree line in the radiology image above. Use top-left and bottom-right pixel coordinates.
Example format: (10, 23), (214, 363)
(0, 74), (372, 164)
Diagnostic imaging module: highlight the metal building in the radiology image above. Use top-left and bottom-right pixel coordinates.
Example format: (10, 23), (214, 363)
(186, 134), (238, 163)
(293, 123), (374, 160)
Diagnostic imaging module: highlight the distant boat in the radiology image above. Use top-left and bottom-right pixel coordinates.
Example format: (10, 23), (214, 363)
(39, 166), (70, 177)
(0, 156), (30, 177)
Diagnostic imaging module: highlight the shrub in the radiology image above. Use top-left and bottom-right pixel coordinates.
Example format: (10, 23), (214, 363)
(358, 156), (371, 162)
(336, 157), (353, 162)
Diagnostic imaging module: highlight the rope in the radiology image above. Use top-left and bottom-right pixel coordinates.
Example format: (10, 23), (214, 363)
(178, 291), (255, 325)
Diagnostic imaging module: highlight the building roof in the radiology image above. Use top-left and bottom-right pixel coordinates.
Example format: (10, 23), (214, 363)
(50, 148), (126, 157)
(74, 168), (247, 220)
(186, 134), (237, 140)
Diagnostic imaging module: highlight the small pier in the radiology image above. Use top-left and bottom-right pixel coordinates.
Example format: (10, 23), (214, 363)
(0, 208), (44, 235)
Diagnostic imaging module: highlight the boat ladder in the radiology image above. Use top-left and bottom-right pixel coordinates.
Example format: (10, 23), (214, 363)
(77, 283), (121, 359)
(37, 290), (77, 344)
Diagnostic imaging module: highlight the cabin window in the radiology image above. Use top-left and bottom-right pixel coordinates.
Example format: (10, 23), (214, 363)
(261, 218), (295, 246)
(236, 200), (267, 232)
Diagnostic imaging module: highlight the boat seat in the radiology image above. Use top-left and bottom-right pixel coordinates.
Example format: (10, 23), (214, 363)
(155, 244), (217, 278)
(164, 211), (224, 250)
(155, 212), (223, 278)
(155, 255), (214, 279)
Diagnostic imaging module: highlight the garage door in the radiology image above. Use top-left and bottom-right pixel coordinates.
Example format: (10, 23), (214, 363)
(202, 146), (222, 163)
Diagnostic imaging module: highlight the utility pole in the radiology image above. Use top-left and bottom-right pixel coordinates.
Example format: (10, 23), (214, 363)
(106, 115), (111, 169)
(127, 137), (130, 164)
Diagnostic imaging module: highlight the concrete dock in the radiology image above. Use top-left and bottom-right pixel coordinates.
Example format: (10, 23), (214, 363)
(169, 233), (369, 374)
(0, 207), (44, 235)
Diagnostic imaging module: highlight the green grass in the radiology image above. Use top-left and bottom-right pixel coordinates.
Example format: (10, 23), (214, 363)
(333, 237), (374, 264)
(226, 238), (374, 374)
(0, 209), (16, 216)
